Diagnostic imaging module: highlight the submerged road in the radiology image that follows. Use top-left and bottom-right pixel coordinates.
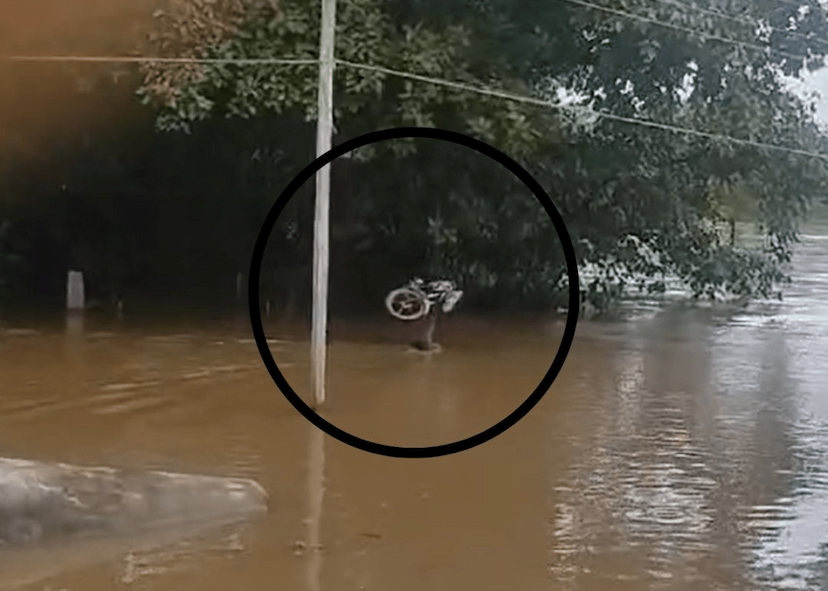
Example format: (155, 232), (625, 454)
(1, 224), (828, 589)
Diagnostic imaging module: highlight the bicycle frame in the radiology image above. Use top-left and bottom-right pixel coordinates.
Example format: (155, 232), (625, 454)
(385, 278), (463, 321)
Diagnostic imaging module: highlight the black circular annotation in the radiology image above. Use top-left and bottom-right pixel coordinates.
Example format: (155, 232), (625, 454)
(248, 127), (579, 459)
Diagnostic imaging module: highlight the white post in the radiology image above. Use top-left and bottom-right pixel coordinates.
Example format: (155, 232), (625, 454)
(310, 0), (337, 410)
(66, 270), (85, 311)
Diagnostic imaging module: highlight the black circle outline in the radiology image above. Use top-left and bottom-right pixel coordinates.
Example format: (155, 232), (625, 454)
(248, 127), (579, 458)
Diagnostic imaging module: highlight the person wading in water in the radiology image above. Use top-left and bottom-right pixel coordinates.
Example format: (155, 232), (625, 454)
(385, 278), (463, 352)
(411, 302), (441, 352)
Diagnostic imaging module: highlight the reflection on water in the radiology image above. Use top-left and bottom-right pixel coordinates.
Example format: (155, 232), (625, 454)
(2, 229), (828, 589)
(0, 517), (262, 589)
(546, 228), (828, 591)
(305, 426), (325, 591)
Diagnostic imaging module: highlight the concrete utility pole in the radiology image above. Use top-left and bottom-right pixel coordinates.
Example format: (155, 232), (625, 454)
(310, 0), (337, 410)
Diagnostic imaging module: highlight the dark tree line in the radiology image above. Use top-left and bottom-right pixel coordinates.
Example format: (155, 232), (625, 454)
(3, 0), (828, 315)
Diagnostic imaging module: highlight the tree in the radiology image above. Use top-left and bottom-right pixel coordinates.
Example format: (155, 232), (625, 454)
(136, 0), (828, 312)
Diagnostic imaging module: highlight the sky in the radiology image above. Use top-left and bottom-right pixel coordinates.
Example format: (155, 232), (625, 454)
(789, 66), (828, 130)
(784, 0), (828, 130)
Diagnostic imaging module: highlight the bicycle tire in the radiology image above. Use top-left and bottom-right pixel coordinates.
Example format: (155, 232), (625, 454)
(385, 287), (430, 321)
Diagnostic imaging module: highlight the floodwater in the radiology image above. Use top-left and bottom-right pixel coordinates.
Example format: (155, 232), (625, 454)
(1, 229), (828, 590)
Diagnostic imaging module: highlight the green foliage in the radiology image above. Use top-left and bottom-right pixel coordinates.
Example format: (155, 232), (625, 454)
(138, 0), (555, 152)
(134, 0), (828, 312)
(335, 138), (564, 308)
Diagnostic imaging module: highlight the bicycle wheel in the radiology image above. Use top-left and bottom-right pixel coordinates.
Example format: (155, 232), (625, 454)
(385, 287), (430, 321)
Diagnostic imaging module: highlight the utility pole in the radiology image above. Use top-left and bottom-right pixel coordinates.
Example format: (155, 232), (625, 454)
(310, 0), (337, 410)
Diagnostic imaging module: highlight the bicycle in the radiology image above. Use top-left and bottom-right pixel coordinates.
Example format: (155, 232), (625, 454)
(385, 278), (463, 321)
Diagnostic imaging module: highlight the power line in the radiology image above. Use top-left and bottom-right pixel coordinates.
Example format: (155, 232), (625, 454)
(5, 0), (825, 69)
(4, 0), (828, 163)
(4, 0), (823, 69)
(4, 52), (827, 162)
(514, 0), (828, 57)
(336, 58), (828, 162)
(651, 0), (757, 29)
(648, 0), (828, 49)
(775, 0), (812, 9)
(560, 0), (807, 62)
(5, 55), (317, 65)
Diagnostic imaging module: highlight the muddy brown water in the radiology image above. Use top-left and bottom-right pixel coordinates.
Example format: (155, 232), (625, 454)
(2, 232), (828, 590)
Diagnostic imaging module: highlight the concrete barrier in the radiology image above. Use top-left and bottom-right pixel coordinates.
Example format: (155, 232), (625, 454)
(0, 457), (269, 549)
